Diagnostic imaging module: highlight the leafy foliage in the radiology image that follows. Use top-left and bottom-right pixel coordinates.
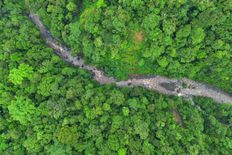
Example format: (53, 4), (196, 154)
(8, 96), (39, 125)
(9, 63), (33, 85)
(41, 0), (231, 93)
(0, 0), (232, 154)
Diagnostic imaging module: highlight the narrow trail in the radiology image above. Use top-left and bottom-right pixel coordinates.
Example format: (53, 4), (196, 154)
(29, 13), (232, 105)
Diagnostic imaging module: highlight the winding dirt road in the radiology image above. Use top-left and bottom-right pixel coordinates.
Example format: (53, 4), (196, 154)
(29, 13), (232, 104)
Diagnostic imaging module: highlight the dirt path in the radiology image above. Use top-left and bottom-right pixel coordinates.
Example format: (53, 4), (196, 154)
(29, 12), (232, 105)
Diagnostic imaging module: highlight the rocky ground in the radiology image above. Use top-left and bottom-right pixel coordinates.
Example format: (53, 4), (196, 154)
(29, 12), (232, 105)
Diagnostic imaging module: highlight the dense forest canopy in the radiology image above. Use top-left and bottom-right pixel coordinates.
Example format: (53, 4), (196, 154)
(0, 0), (232, 154)
(25, 0), (232, 92)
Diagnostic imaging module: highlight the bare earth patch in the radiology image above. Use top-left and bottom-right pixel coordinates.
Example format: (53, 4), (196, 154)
(133, 31), (144, 43)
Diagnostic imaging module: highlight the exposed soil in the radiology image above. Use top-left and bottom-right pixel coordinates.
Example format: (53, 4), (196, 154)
(171, 109), (184, 127)
(133, 31), (144, 43)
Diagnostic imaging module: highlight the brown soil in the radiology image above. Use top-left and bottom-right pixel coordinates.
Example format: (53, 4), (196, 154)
(171, 109), (183, 127)
(133, 31), (144, 43)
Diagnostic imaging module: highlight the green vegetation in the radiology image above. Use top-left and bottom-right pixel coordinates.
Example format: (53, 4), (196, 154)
(25, 0), (232, 93)
(0, 0), (232, 154)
